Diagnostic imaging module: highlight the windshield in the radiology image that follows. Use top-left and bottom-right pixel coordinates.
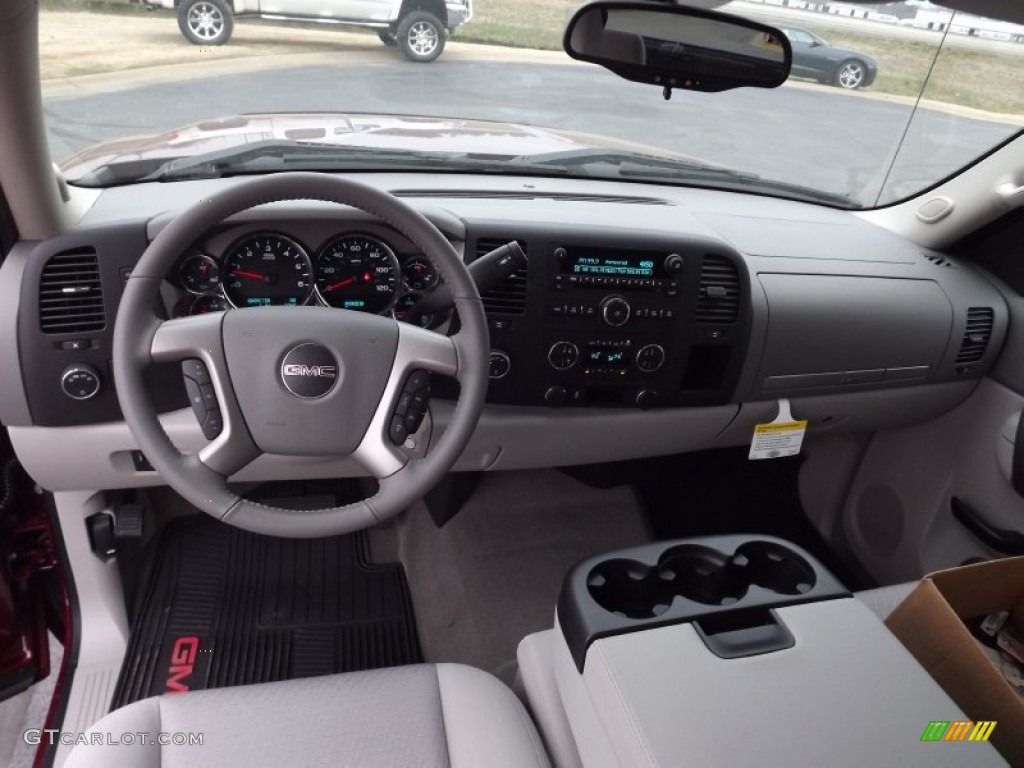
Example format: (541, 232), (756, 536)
(42, 0), (1024, 209)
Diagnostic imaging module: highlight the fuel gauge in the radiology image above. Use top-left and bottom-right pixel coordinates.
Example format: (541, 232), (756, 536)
(188, 293), (230, 316)
(179, 253), (220, 294)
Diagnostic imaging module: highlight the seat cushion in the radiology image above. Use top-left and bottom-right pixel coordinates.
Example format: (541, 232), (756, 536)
(855, 582), (918, 621)
(64, 663), (549, 768)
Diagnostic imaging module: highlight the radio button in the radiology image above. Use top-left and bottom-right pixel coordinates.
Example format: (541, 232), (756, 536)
(600, 296), (631, 327)
(637, 344), (666, 373)
(548, 341), (580, 370)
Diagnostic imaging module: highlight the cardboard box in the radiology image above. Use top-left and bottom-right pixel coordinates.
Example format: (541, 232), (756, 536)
(886, 557), (1024, 765)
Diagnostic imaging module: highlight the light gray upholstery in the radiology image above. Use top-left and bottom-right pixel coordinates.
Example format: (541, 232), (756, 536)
(64, 663), (549, 768)
(855, 581), (918, 620)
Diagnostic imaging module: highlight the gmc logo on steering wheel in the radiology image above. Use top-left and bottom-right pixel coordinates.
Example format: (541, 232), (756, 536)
(282, 364), (336, 378)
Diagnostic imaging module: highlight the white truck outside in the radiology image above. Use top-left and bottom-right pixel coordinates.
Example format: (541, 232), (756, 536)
(145, 0), (473, 62)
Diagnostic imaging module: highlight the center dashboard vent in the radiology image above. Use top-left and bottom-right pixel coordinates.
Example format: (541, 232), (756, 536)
(956, 307), (994, 364)
(695, 254), (740, 324)
(39, 247), (106, 334)
(475, 238), (528, 316)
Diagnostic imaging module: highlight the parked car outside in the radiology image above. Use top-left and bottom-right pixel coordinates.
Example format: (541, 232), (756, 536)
(779, 25), (878, 89)
(144, 0), (473, 62)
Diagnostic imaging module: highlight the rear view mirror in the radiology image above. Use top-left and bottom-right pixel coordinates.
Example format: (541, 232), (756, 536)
(564, 1), (792, 98)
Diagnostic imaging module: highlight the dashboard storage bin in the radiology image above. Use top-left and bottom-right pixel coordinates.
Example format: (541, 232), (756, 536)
(559, 534), (848, 670)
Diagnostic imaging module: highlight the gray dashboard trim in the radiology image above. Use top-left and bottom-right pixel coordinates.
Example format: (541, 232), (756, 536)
(9, 381), (978, 492)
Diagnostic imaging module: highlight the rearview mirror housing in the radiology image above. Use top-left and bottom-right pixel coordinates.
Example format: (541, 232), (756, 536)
(563, 1), (792, 96)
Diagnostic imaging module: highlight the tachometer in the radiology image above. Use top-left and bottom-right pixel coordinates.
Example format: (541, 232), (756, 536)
(315, 234), (401, 314)
(222, 233), (314, 308)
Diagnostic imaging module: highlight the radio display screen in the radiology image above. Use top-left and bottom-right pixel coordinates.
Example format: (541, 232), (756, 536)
(564, 248), (664, 278)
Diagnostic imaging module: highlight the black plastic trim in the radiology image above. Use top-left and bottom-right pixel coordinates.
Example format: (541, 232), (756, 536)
(951, 495), (1024, 556)
(0, 186), (17, 261)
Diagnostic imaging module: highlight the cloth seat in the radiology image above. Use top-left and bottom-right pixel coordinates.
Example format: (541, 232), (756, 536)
(64, 663), (550, 768)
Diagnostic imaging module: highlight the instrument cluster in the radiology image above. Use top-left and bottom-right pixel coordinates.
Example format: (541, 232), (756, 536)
(171, 231), (440, 325)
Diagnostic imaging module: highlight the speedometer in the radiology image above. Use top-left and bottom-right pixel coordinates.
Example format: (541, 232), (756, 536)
(315, 234), (401, 314)
(222, 233), (314, 308)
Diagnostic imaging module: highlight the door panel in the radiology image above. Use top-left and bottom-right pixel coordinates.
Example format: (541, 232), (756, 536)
(260, 0), (322, 16)
(320, 0), (392, 22)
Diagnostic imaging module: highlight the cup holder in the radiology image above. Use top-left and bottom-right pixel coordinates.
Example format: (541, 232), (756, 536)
(585, 540), (819, 617)
(736, 541), (816, 596)
(587, 559), (671, 619)
(659, 545), (747, 606)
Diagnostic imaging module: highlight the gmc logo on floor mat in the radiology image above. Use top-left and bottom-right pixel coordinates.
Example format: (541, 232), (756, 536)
(166, 636), (200, 693)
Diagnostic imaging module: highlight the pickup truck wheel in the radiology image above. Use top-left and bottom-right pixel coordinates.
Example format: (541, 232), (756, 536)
(377, 30), (398, 47)
(178, 0), (234, 46)
(397, 11), (445, 63)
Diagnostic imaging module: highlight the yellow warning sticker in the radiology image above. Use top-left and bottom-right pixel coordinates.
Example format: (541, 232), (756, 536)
(750, 400), (807, 460)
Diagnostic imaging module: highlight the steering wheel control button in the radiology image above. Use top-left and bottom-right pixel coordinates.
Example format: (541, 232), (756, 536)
(489, 350), (511, 379)
(548, 341), (580, 371)
(280, 343), (339, 399)
(636, 344), (666, 373)
(390, 370), (432, 444)
(389, 417), (409, 445)
(600, 295), (632, 327)
(198, 383), (219, 410)
(202, 409), (224, 439)
(182, 358), (211, 385)
(61, 364), (101, 401)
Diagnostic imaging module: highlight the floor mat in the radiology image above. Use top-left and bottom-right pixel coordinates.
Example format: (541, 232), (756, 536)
(112, 511), (420, 708)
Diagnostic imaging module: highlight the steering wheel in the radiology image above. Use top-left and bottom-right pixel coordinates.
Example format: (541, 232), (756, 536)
(113, 173), (489, 538)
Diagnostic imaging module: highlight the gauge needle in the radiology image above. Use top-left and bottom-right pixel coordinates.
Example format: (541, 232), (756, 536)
(230, 269), (265, 280)
(323, 277), (355, 292)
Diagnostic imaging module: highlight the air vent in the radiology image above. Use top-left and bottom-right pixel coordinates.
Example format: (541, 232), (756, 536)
(39, 247), (106, 334)
(475, 238), (528, 316)
(923, 253), (954, 268)
(955, 307), (994, 364)
(695, 254), (740, 324)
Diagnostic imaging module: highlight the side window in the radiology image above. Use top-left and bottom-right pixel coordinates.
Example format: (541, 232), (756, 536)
(785, 29), (813, 44)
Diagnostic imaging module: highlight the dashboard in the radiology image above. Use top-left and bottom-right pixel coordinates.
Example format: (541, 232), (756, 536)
(0, 173), (1012, 489)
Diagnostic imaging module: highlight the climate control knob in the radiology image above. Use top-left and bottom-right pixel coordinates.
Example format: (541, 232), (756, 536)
(636, 344), (666, 373)
(544, 386), (568, 407)
(548, 341), (580, 371)
(61, 364), (101, 401)
(489, 350), (511, 380)
(636, 389), (658, 410)
(600, 295), (631, 327)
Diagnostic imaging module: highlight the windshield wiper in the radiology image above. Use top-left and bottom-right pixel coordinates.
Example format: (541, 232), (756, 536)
(509, 149), (858, 208)
(133, 140), (565, 183)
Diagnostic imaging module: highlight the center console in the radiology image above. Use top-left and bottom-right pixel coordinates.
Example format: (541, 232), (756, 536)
(480, 234), (750, 410)
(518, 536), (1007, 768)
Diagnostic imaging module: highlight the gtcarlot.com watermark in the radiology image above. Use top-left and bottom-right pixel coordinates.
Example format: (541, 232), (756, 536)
(23, 730), (203, 747)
